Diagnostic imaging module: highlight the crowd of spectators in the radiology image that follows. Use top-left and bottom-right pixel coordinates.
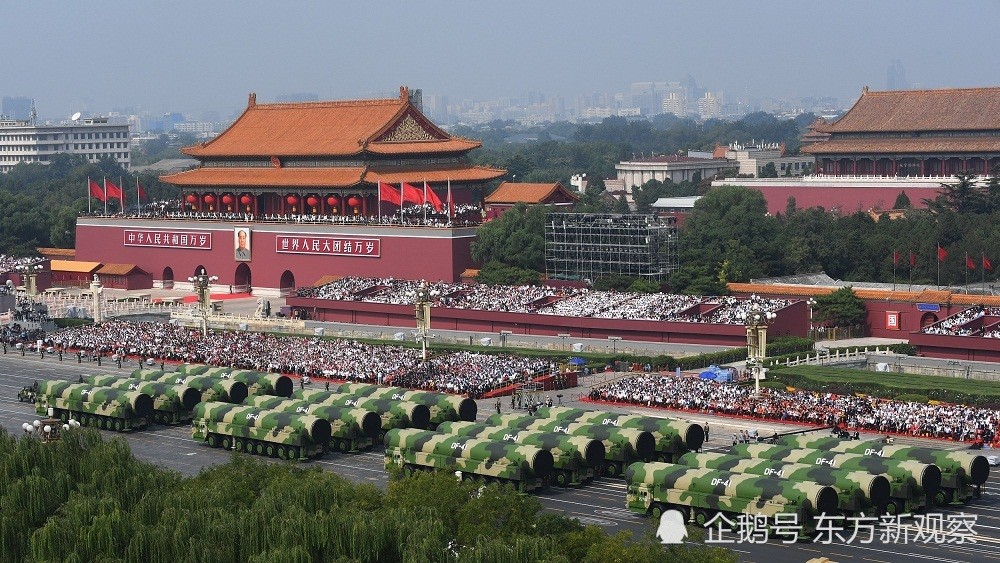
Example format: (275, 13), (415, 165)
(84, 202), (484, 228)
(920, 306), (1000, 337)
(590, 374), (1000, 444)
(297, 278), (793, 325)
(0, 255), (43, 275)
(46, 320), (548, 397)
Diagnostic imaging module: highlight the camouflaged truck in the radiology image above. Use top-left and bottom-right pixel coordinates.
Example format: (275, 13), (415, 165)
(243, 395), (380, 453)
(676, 451), (891, 516)
(131, 369), (249, 405)
(777, 435), (988, 505)
(183, 366), (294, 398)
(731, 443), (942, 515)
(192, 401), (332, 461)
(484, 413), (655, 477)
(384, 428), (554, 492)
(625, 461), (840, 534)
(35, 380), (153, 432)
(535, 406), (705, 462)
(333, 382), (477, 426)
(437, 420), (606, 487)
(294, 389), (431, 438)
(84, 374), (202, 425)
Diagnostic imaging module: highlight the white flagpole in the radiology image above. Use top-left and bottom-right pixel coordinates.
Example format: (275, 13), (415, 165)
(399, 183), (404, 223)
(447, 178), (453, 219)
(103, 177), (108, 215)
(136, 177), (141, 210)
(423, 179), (428, 223)
(87, 178), (91, 214)
(377, 182), (382, 218)
(119, 176), (125, 211)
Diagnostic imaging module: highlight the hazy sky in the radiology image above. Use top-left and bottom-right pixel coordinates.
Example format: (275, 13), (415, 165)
(4, 0), (999, 119)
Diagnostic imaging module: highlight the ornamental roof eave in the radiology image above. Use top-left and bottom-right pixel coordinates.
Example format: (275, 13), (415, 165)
(820, 86), (1000, 134)
(803, 136), (1000, 155)
(160, 164), (507, 189)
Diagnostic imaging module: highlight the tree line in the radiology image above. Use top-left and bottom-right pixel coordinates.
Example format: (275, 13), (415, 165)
(0, 428), (734, 563)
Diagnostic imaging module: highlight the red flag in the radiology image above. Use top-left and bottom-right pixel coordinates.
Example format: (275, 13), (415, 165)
(401, 182), (424, 205)
(892, 250), (900, 266)
(984, 255), (993, 271)
(909, 251), (916, 267)
(89, 179), (107, 201)
(937, 244), (948, 262)
(378, 181), (400, 205)
(423, 181), (443, 211)
(105, 178), (123, 200)
(966, 254), (977, 270)
(137, 179), (148, 201)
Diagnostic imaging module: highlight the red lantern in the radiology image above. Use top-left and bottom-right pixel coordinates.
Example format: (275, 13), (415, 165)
(326, 195), (340, 206)
(204, 194), (215, 204)
(286, 195), (299, 205)
(222, 194), (234, 205)
(348, 196), (361, 208)
(186, 194), (197, 204)
(240, 194), (252, 206)
(306, 196), (319, 207)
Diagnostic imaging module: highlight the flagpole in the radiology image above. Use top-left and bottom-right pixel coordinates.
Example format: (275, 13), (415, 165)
(892, 250), (897, 291)
(377, 182), (382, 218)
(423, 179), (428, 224)
(447, 178), (453, 219)
(399, 183), (404, 224)
(87, 178), (91, 214)
(965, 253), (970, 293)
(984, 253), (988, 296)
(909, 251), (914, 291)
(136, 177), (140, 211)
(119, 176), (124, 211)
(103, 177), (108, 215)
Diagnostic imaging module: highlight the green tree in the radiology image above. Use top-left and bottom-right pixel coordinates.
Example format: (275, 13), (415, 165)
(893, 190), (912, 209)
(814, 286), (867, 327)
(475, 261), (542, 285)
(471, 203), (547, 271)
(456, 484), (543, 546)
(758, 162), (778, 178)
(627, 278), (662, 293)
(925, 172), (986, 214)
(669, 263), (727, 295)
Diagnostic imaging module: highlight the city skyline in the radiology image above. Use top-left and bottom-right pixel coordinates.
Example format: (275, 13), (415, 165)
(3, 0), (998, 120)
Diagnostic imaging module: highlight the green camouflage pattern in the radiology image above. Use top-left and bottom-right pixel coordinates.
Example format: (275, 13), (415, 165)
(777, 435), (987, 504)
(383, 428), (554, 492)
(35, 380), (153, 432)
(731, 443), (940, 514)
(436, 420), (606, 486)
(333, 383), (477, 425)
(83, 374), (201, 425)
(242, 395), (379, 452)
(675, 451), (890, 514)
(293, 389), (431, 434)
(535, 406), (705, 459)
(484, 413), (655, 477)
(191, 401), (332, 461)
(625, 461), (839, 529)
(131, 369), (249, 404)
(191, 366), (294, 398)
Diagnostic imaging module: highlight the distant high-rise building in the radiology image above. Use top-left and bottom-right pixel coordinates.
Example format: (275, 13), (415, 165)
(662, 92), (685, 116)
(698, 92), (723, 119)
(2, 96), (31, 120)
(0, 114), (130, 173)
(887, 60), (909, 90)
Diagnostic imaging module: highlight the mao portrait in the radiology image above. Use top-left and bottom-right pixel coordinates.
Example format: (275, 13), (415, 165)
(234, 227), (252, 261)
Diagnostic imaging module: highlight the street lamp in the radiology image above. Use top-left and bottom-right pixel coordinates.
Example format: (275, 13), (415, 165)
(608, 336), (622, 355)
(742, 309), (777, 396)
(500, 330), (513, 348)
(806, 298), (817, 338)
(17, 263), (43, 296)
(406, 281), (439, 364)
(186, 268), (218, 333)
(558, 333), (570, 351)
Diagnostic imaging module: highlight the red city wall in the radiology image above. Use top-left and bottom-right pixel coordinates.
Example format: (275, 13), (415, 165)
(751, 185), (934, 215)
(285, 297), (809, 347)
(75, 220), (478, 288)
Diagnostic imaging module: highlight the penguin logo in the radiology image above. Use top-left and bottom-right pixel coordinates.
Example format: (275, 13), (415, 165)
(656, 509), (688, 545)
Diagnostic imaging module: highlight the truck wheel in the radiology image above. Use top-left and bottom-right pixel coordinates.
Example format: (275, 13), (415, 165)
(886, 499), (904, 515)
(650, 502), (666, 519)
(605, 461), (621, 477)
(266, 444), (276, 457)
(233, 438), (243, 452)
(694, 508), (712, 527)
(338, 439), (351, 453)
(113, 420), (124, 432)
(555, 471), (570, 487)
(289, 446), (300, 460)
(221, 437), (232, 450)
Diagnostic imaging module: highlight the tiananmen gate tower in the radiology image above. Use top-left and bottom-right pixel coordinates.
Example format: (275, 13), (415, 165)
(75, 87), (506, 295)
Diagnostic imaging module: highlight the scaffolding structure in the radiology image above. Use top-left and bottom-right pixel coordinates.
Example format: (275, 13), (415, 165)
(545, 213), (678, 282)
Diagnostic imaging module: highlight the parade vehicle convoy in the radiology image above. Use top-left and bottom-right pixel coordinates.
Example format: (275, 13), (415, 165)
(34, 380), (153, 432)
(437, 420), (606, 487)
(192, 401), (332, 461)
(242, 395), (381, 453)
(384, 427), (554, 492)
